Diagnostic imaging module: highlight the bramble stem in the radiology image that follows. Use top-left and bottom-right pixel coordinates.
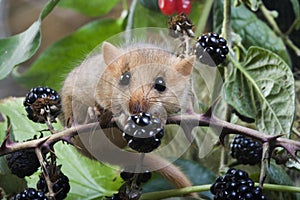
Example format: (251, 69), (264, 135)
(285, 19), (300, 36)
(260, 3), (300, 56)
(219, 0), (232, 173)
(140, 183), (300, 199)
(2, 112), (300, 162)
(260, 142), (269, 187)
(140, 184), (211, 200)
(195, 0), (214, 35)
(221, 0), (231, 46)
(35, 147), (55, 198)
(125, 0), (138, 42)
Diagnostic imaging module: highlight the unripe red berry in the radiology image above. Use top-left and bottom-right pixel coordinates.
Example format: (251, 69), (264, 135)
(158, 0), (176, 15)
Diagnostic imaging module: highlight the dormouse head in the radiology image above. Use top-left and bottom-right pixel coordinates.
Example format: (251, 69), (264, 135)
(96, 42), (195, 122)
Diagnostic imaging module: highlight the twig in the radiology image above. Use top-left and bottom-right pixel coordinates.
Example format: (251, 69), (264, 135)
(140, 184), (211, 200)
(35, 147), (55, 198)
(140, 182), (300, 199)
(125, 0), (138, 43)
(285, 19), (300, 36)
(195, 0), (214, 35)
(1, 112), (300, 170)
(260, 3), (300, 57)
(260, 142), (269, 187)
(0, 122), (100, 156)
(219, 0), (232, 173)
(221, 0), (231, 45)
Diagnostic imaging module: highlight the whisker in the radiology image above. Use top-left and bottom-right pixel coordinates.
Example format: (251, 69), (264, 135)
(94, 97), (124, 101)
(147, 95), (178, 100)
(99, 77), (130, 100)
(149, 100), (179, 106)
(149, 100), (180, 106)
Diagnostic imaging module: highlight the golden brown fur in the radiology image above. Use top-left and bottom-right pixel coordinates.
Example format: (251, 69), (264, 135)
(60, 42), (196, 195)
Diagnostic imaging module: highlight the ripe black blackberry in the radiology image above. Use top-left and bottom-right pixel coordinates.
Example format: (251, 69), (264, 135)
(123, 112), (164, 153)
(106, 193), (122, 200)
(194, 32), (229, 66)
(230, 135), (262, 165)
(121, 170), (152, 185)
(23, 87), (61, 123)
(10, 188), (48, 200)
(6, 149), (40, 178)
(106, 183), (141, 200)
(210, 168), (268, 200)
(37, 171), (70, 200)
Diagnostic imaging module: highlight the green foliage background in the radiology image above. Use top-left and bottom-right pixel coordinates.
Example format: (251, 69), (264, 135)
(0, 0), (299, 199)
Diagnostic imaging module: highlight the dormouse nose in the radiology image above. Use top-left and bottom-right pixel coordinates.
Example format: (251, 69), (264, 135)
(129, 89), (150, 114)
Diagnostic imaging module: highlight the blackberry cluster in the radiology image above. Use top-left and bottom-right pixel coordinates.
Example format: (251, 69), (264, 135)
(10, 188), (48, 200)
(123, 112), (164, 153)
(231, 135), (263, 165)
(37, 171), (70, 200)
(6, 149), (40, 178)
(23, 87), (61, 123)
(194, 32), (229, 66)
(106, 168), (152, 200)
(106, 193), (122, 200)
(121, 170), (152, 186)
(168, 13), (195, 38)
(106, 190), (140, 200)
(210, 168), (267, 200)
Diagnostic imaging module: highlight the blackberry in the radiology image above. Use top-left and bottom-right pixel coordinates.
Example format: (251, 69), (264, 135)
(6, 149), (40, 178)
(194, 32), (229, 66)
(10, 188), (48, 200)
(168, 13), (195, 38)
(106, 183), (141, 200)
(120, 170), (152, 185)
(37, 171), (70, 200)
(123, 112), (164, 153)
(210, 168), (267, 200)
(106, 193), (122, 200)
(230, 135), (262, 165)
(23, 87), (61, 123)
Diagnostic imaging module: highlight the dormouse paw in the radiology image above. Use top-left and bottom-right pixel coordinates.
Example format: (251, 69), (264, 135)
(85, 106), (101, 123)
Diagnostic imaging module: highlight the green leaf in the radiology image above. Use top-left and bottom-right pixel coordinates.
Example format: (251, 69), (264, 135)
(0, 174), (27, 195)
(265, 161), (298, 200)
(26, 144), (123, 199)
(55, 145), (122, 199)
(213, 0), (291, 66)
(143, 159), (216, 199)
(0, 0), (59, 80)
(14, 19), (123, 91)
(133, 2), (167, 28)
(0, 97), (123, 198)
(0, 97), (57, 142)
(58, 0), (120, 17)
(0, 21), (41, 80)
(192, 127), (219, 159)
(290, 0), (300, 30)
(223, 47), (295, 136)
(267, 161), (294, 185)
(238, 0), (261, 11)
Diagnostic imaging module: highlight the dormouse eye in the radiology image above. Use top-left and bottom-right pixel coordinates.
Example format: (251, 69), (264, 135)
(119, 71), (131, 85)
(154, 77), (166, 92)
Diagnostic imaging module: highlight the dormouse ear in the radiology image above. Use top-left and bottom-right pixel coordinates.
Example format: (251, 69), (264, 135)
(102, 42), (123, 65)
(175, 55), (195, 76)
